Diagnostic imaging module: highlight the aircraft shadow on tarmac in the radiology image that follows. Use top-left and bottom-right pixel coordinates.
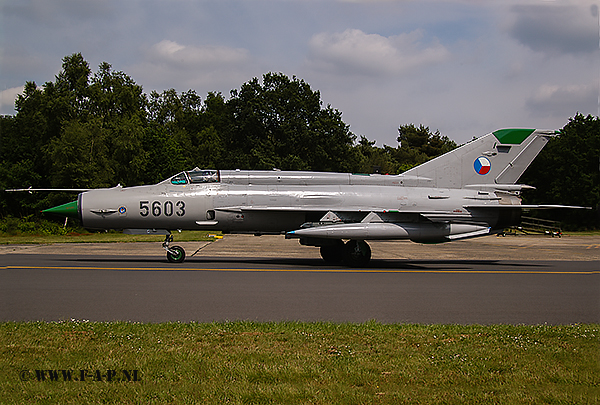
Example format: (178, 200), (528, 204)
(63, 255), (547, 271)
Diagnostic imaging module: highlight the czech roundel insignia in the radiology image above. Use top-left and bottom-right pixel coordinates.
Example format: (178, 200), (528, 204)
(474, 156), (491, 175)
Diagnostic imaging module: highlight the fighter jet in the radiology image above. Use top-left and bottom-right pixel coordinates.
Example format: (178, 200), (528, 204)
(12, 128), (582, 266)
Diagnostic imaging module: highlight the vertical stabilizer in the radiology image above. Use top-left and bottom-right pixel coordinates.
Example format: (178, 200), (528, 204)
(402, 129), (558, 189)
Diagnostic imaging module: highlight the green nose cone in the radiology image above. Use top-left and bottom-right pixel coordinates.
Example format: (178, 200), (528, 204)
(42, 200), (79, 218)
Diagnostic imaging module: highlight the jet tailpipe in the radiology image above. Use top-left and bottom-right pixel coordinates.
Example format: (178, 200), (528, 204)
(286, 222), (490, 243)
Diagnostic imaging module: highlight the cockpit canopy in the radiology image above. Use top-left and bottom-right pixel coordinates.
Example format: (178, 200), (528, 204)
(170, 169), (219, 185)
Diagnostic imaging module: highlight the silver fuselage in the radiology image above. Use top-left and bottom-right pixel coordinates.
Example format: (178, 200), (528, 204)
(79, 170), (519, 242)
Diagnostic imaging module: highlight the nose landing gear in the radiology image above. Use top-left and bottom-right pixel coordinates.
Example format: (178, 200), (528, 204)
(163, 233), (186, 263)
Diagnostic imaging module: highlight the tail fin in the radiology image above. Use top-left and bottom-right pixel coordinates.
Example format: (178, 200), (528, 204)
(402, 129), (559, 189)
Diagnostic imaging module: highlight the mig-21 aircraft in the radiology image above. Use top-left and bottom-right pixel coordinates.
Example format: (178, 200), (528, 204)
(9, 128), (583, 266)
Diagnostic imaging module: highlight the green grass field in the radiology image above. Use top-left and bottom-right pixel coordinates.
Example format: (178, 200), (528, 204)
(1, 322), (598, 404)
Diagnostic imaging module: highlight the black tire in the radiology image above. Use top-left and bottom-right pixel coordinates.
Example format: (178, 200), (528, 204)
(166, 245), (186, 263)
(343, 240), (371, 267)
(320, 240), (344, 263)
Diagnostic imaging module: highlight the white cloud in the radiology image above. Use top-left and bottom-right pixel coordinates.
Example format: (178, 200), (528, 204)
(147, 40), (250, 69)
(130, 40), (254, 92)
(306, 29), (449, 77)
(0, 87), (23, 113)
(526, 84), (598, 117)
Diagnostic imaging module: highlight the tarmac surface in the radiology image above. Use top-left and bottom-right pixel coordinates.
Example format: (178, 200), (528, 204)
(2, 233), (599, 260)
(1, 234), (599, 324)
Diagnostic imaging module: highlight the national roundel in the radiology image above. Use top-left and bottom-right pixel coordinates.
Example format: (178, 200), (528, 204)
(474, 156), (491, 175)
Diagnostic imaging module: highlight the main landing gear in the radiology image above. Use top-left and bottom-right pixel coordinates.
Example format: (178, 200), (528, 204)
(319, 239), (371, 267)
(163, 233), (186, 263)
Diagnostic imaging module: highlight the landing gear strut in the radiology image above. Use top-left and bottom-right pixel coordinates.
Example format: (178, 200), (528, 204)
(320, 240), (345, 263)
(318, 239), (372, 267)
(342, 240), (371, 267)
(163, 233), (186, 263)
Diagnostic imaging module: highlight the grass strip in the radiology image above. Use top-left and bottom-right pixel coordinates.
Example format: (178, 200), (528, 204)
(1, 322), (598, 404)
(1, 231), (598, 245)
(0, 230), (220, 245)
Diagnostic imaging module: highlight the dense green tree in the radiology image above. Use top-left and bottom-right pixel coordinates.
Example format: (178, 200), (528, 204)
(139, 126), (186, 184)
(521, 114), (600, 229)
(352, 125), (457, 175)
(354, 136), (400, 174)
(12, 81), (51, 178)
(89, 62), (145, 122)
(0, 114), (43, 216)
(225, 72), (359, 171)
(144, 88), (218, 179)
(395, 124), (457, 172)
(44, 59), (148, 188)
(46, 119), (111, 188)
(2, 77), (59, 215)
(88, 62), (147, 186)
(49, 53), (93, 132)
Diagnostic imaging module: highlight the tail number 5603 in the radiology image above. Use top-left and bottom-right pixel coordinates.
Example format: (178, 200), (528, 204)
(139, 201), (185, 217)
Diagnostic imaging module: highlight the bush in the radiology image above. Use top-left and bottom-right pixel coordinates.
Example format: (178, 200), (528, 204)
(0, 216), (84, 236)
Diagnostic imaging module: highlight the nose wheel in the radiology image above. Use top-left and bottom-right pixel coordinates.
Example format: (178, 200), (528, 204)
(163, 234), (186, 263)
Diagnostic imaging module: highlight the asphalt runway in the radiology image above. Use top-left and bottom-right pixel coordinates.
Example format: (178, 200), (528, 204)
(2, 235), (599, 324)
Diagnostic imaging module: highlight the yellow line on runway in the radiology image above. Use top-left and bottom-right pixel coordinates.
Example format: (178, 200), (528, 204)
(2, 265), (599, 275)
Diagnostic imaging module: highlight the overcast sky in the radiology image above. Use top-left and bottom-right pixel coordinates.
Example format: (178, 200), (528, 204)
(1, 0), (598, 145)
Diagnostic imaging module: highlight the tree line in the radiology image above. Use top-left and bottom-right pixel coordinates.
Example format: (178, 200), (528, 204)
(0, 53), (598, 228)
(520, 114), (600, 229)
